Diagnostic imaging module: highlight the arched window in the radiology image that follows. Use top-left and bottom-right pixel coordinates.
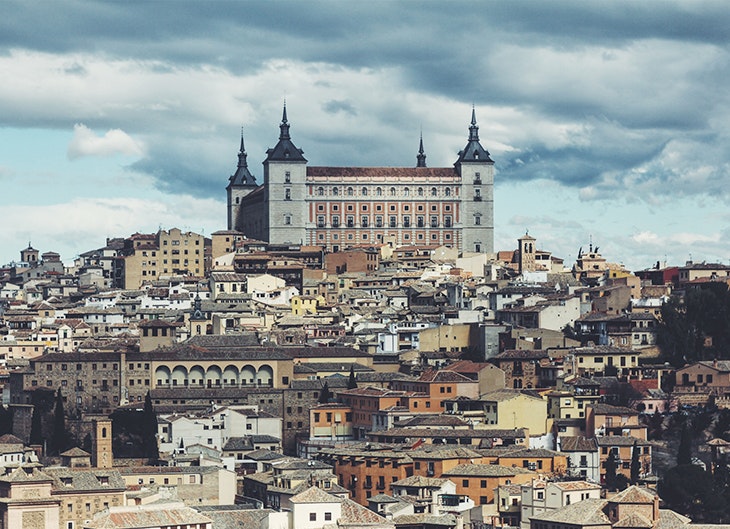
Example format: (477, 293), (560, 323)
(362, 187), (368, 196)
(431, 187), (438, 197)
(376, 187), (382, 196)
(347, 187), (354, 196)
(417, 187), (424, 196)
(445, 188), (451, 197)
(404, 187), (410, 197)
(317, 187), (324, 196)
(390, 187), (396, 196)
(102, 427), (107, 438)
(332, 187), (339, 196)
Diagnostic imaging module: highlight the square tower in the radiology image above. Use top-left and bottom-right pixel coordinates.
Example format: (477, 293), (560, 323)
(92, 418), (113, 468)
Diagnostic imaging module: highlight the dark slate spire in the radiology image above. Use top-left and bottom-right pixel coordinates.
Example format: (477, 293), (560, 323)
(416, 133), (427, 167)
(455, 107), (493, 165)
(228, 128), (257, 186)
(191, 288), (206, 321)
(265, 103), (307, 162)
(279, 103), (291, 140)
(469, 106), (479, 142)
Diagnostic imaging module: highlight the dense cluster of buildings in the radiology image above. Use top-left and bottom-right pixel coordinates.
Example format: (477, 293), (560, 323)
(1, 107), (729, 528)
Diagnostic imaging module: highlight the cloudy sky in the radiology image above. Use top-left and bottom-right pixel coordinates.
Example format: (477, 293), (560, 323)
(1, 1), (729, 270)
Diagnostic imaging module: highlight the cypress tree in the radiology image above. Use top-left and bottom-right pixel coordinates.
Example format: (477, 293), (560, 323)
(29, 405), (43, 447)
(347, 366), (357, 389)
(605, 450), (617, 490)
(142, 391), (159, 462)
(0, 405), (13, 436)
(318, 382), (332, 404)
(630, 440), (641, 484)
(678, 422), (692, 466)
(51, 387), (66, 455)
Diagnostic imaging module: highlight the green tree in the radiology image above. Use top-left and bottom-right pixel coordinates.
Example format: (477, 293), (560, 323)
(630, 440), (641, 484)
(142, 392), (159, 462)
(605, 450), (617, 490)
(50, 387), (67, 455)
(0, 405), (14, 436)
(678, 422), (692, 466)
(318, 381), (332, 404)
(660, 465), (727, 522)
(347, 366), (357, 389)
(647, 410), (664, 440)
(29, 405), (43, 446)
(657, 283), (730, 366)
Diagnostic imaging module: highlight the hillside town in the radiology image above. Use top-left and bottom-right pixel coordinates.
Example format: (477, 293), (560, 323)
(1, 112), (729, 528)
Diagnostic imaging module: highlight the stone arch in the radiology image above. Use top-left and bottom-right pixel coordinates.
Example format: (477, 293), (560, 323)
(189, 365), (205, 386)
(171, 365), (188, 387)
(205, 365), (222, 387)
(155, 366), (171, 387)
(223, 365), (239, 387)
(256, 364), (274, 386)
(241, 364), (256, 385)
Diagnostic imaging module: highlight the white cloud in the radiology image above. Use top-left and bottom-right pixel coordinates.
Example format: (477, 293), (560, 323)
(632, 231), (659, 244)
(0, 195), (224, 265)
(67, 123), (144, 159)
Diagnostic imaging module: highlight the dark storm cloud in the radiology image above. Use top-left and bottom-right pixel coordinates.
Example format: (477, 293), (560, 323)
(2, 0), (730, 201)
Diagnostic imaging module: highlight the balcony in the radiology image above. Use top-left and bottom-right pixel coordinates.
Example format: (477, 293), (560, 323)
(474, 196), (482, 201)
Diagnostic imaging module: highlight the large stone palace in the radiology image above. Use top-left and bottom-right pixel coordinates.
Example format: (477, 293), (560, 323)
(226, 106), (495, 254)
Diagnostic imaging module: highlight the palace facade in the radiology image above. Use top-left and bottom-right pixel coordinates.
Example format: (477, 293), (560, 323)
(227, 106), (495, 254)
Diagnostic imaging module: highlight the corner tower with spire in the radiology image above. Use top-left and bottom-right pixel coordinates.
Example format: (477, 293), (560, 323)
(263, 103), (308, 245)
(226, 130), (259, 230)
(455, 107), (494, 254)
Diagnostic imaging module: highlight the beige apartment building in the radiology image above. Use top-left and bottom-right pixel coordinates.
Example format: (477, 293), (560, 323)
(114, 228), (207, 289)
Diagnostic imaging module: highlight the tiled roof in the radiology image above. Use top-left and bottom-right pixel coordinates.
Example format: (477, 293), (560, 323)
(194, 507), (274, 529)
(609, 485), (656, 504)
(590, 403), (639, 415)
(60, 447), (91, 457)
(393, 514), (456, 527)
(95, 505), (211, 529)
(559, 436), (598, 452)
(0, 465), (54, 483)
(481, 389), (544, 402)
(614, 512), (654, 528)
(308, 166), (456, 178)
(369, 493), (400, 503)
(391, 475), (449, 488)
(530, 498), (609, 525)
(596, 435), (650, 447)
(340, 496), (392, 525)
(443, 463), (534, 477)
(290, 486), (342, 504)
(418, 369), (475, 383)
(46, 468), (126, 491)
(551, 480), (601, 491)
(398, 415), (469, 428)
